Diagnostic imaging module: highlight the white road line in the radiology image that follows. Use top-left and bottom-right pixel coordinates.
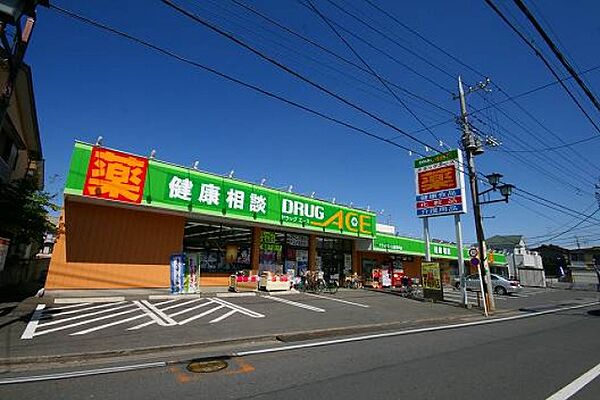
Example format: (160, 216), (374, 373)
(233, 301), (599, 357)
(546, 361), (600, 400)
(127, 300), (213, 330)
(169, 300), (215, 317)
(45, 302), (92, 311)
(71, 314), (148, 335)
(153, 298), (181, 307)
(20, 304), (46, 340)
(303, 293), (370, 308)
(178, 305), (225, 325)
(263, 295), (325, 313)
(212, 298), (265, 318)
(159, 298), (204, 312)
(209, 309), (237, 323)
(49, 301), (128, 316)
(37, 303), (134, 328)
(0, 362), (166, 385)
(34, 308), (140, 336)
(54, 297), (125, 304)
(139, 300), (177, 326)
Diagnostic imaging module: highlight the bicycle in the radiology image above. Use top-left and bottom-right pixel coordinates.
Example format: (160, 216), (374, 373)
(344, 275), (362, 289)
(320, 278), (339, 294)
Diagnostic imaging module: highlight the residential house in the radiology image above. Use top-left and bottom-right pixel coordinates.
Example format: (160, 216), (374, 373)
(486, 235), (546, 287)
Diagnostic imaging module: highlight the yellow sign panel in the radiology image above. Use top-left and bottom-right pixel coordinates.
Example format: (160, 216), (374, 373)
(422, 262), (442, 291)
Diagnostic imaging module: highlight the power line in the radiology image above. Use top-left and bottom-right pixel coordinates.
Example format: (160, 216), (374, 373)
(51, 3), (600, 231)
(469, 105), (599, 188)
(295, 0), (454, 95)
(172, 0), (600, 222)
(362, 0), (600, 156)
(530, 208), (600, 246)
(513, 0), (600, 112)
(484, 0), (600, 136)
(525, 201), (598, 239)
(304, 0), (447, 148)
(316, 0), (456, 85)
(196, 0), (449, 122)
(159, 0), (441, 153)
(48, 4), (420, 156)
(226, 0), (455, 118)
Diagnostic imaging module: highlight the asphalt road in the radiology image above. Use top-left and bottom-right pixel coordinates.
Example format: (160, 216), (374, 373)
(1, 302), (598, 400)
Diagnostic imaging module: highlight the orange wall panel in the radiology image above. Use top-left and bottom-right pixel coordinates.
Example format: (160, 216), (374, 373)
(46, 200), (185, 289)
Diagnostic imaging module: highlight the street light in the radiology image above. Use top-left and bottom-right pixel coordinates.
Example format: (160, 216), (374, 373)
(486, 173), (503, 188)
(499, 183), (514, 198)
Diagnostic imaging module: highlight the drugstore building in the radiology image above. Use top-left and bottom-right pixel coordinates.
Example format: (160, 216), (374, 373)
(45, 142), (506, 289)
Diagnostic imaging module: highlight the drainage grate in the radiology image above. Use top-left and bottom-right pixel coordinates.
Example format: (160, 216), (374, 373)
(186, 360), (228, 373)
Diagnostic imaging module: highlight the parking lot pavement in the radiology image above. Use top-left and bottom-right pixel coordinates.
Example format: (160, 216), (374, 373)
(1, 290), (476, 362)
(2, 288), (596, 365)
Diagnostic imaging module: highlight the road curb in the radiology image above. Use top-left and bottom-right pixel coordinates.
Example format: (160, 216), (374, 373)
(0, 334), (277, 368)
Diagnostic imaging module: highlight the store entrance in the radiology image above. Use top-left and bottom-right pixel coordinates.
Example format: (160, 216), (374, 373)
(317, 237), (352, 282)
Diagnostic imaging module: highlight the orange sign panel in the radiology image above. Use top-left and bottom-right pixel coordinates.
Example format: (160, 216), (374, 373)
(83, 147), (148, 204)
(417, 165), (457, 194)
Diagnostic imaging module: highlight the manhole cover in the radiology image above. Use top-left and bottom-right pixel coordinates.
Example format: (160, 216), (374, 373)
(187, 360), (228, 373)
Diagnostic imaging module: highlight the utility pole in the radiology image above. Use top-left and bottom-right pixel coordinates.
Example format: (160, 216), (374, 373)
(457, 76), (495, 314)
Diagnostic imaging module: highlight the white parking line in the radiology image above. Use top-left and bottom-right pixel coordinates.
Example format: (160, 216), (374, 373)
(136, 300), (177, 326)
(36, 303), (134, 328)
(264, 295), (325, 312)
(34, 308), (140, 337)
(127, 299), (212, 330)
(20, 304), (46, 340)
(160, 298), (204, 311)
(71, 314), (148, 336)
(178, 305), (225, 325)
(209, 309), (237, 323)
(48, 301), (127, 316)
(546, 361), (600, 400)
(45, 302), (92, 311)
(302, 293), (370, 308)
(212, 298), (265, 318)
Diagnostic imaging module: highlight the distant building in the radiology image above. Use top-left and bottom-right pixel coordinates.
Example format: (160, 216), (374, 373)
(529, 244), (569, 277)
(0, 63), (44, 284)
(0, 64), (43, 187)
(566, 247), (600, 287)
(36, 215), (59, 258)
(486, 235), (546, 287)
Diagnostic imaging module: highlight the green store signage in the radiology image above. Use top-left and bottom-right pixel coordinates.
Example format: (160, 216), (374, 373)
(65, 142), (376, 238)
(373, 233), (507, 265)
(414, 149), (459, 168)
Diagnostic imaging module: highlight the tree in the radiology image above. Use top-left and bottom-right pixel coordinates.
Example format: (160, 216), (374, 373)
(0, 177), (58, 252)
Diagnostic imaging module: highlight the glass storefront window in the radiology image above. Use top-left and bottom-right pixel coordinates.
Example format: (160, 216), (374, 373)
(183, 221), (252, 273)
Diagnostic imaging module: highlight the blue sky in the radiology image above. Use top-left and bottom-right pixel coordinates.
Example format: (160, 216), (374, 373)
(26, 0), (600, 247)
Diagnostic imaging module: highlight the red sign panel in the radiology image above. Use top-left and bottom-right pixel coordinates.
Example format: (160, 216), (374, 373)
(417, 165), (457, 195)
(83, 147), (148, 204)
